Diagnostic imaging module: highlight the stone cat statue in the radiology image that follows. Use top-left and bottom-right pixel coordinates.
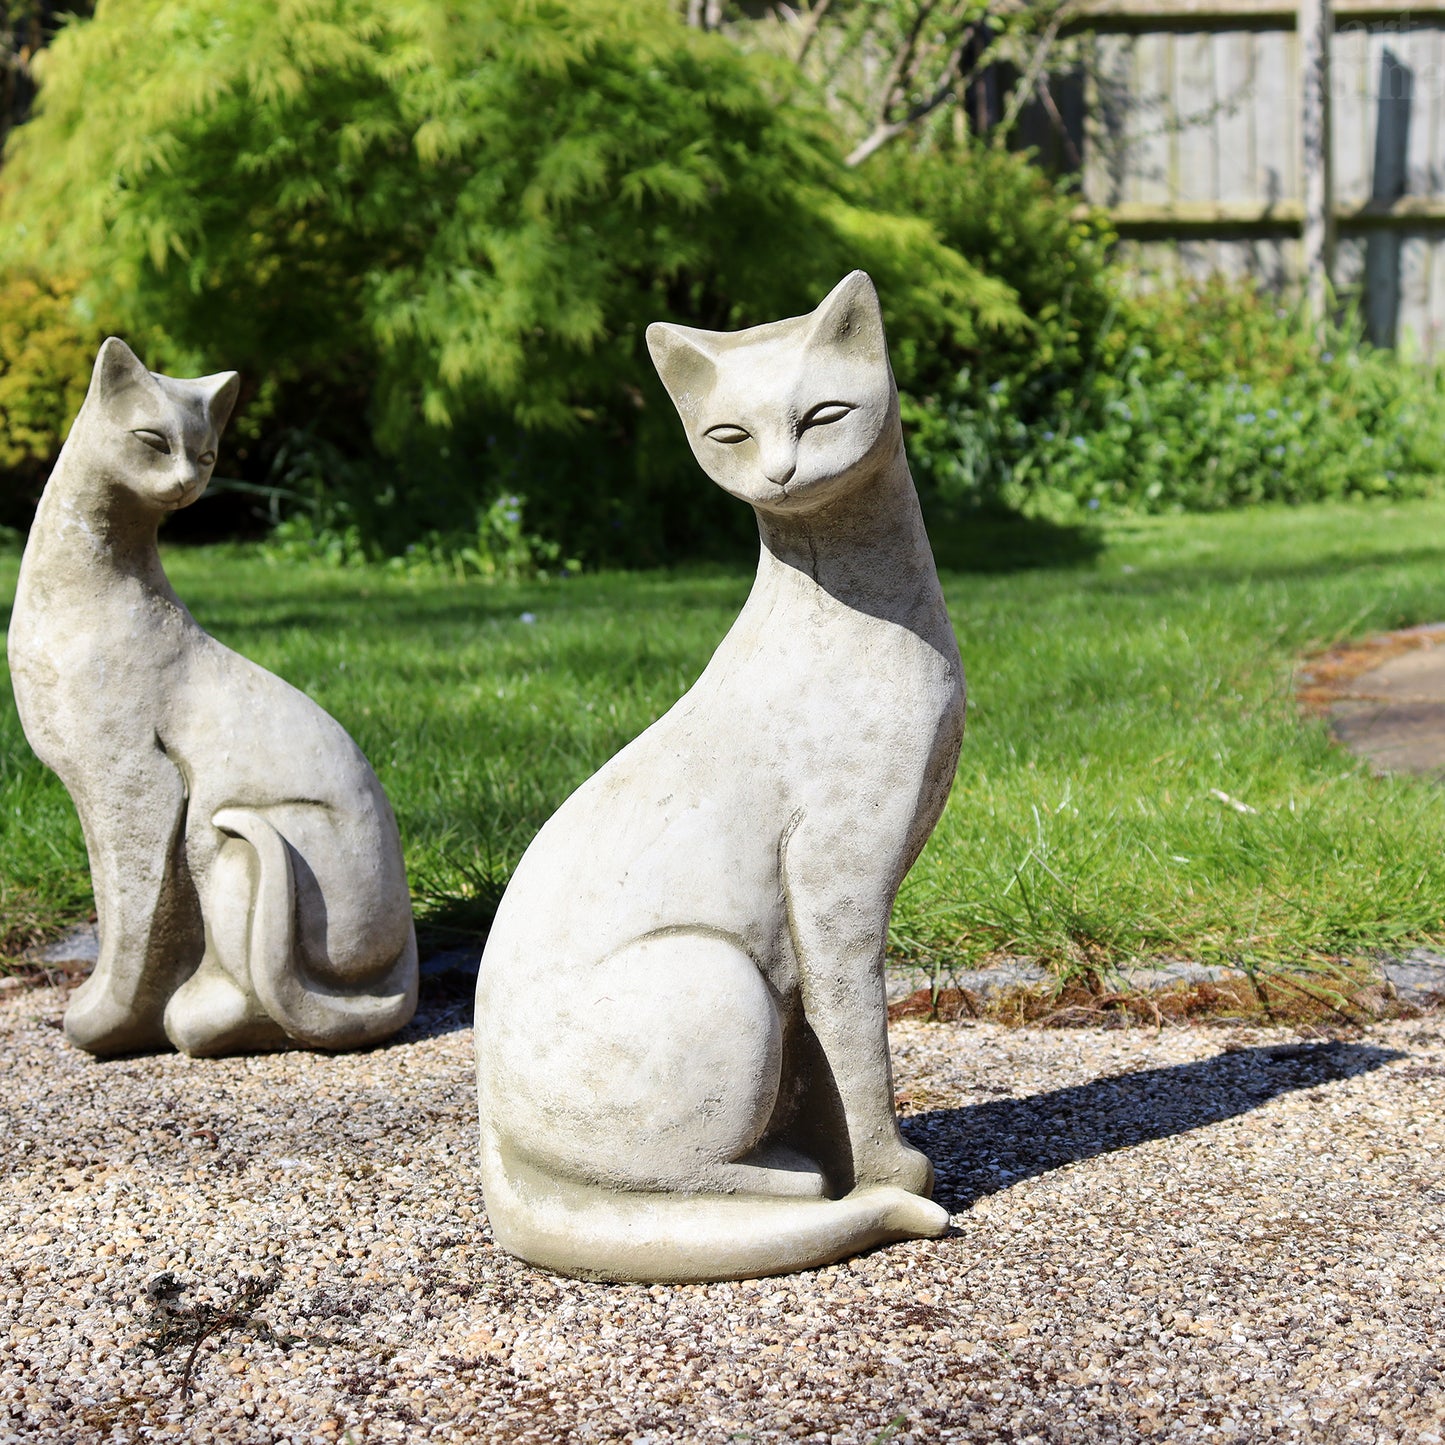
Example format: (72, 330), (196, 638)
(475, 272), (966, 1281)
(8, 338), (418, 1058)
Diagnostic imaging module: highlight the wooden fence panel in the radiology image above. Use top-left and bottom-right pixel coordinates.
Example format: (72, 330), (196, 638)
(1217, 31), (1260, 203)
(1074, 3), (1445, 354)
(1333, 22), (1374, 205)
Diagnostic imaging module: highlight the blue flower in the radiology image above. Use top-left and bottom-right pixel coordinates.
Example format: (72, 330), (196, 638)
(1236, 413), (1257, 425)
(989, 380), (1004, 394)
(519, 612), (537, 625)
(504, 510), (521, 524)
(1087, 498), (1101, 510)
(1042, 430), (1056, 441)
(1322, 351), (1334, 362)
(1072, 436), (1088, 451)
(1266, 409), (1279, 420)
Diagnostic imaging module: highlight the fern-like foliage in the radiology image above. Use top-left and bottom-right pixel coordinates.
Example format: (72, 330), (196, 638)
(0, 0), (1028, 555)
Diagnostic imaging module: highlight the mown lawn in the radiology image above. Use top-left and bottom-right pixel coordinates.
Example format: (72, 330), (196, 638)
(5, 497), (1445, 978)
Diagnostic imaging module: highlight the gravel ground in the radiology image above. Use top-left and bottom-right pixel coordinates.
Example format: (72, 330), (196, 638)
(1, 975), (1441, 1444)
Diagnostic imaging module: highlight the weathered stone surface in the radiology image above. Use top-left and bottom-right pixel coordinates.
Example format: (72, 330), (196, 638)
(7, 338), (417, 1058)
(475, 273), (966, 1281)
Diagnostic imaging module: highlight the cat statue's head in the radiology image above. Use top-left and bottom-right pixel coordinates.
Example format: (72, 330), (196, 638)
(69, 338), (240, 514)
(647, 271), (900, 515)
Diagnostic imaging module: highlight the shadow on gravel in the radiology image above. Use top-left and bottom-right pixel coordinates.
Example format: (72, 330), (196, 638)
(903, 1041), (1407, 1214)
(392, 966), (478, 1043)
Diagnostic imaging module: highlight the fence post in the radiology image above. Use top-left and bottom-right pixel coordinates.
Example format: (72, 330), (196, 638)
(1299, 0), (1334, 334)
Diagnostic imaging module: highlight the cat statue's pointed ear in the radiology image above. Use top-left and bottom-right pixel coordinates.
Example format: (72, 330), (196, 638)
(196, 370), (242, 433)
(91, 337), (155, 403)
(807, 271), (888, 365)
(647, 322), (719, 420)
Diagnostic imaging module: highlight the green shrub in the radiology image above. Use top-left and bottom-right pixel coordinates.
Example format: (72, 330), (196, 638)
(1, 0), (1024, 562)
(0, 270), (106, 525)
(865, 142), (1119, 401)
(909, 277), (1445, 517)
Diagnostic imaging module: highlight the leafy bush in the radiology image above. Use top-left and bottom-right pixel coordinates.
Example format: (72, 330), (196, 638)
(1, 0), (1024, 561)
(264, 490), (572, 582)
(0, 270), (106, 525)
(865, 142), (1119, 401)
(909, 277), (1445, 517)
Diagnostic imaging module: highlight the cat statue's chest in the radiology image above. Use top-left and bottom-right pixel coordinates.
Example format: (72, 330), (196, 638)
(695, 581), (955, 779)
(686, 522), (963, 788)
(10, 529), (195, 764)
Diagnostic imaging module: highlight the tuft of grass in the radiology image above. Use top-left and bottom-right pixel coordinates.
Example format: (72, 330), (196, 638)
(4, 496), (1445, 978)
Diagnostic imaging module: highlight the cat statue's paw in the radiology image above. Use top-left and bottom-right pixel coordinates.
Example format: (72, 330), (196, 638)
(63, 978), (169, 1057)
(859, 1141), (936, 1199)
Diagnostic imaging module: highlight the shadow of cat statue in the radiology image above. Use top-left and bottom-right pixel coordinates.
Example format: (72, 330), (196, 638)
(8, 338), (418, 1058)
(475, 272), (966, 1281)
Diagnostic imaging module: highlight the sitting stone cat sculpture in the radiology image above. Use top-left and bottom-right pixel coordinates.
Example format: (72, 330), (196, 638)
(8, 338), (418, 1058)
(475, 272), (966, 1281)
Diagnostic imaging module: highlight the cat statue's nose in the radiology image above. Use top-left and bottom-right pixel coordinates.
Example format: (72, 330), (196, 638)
(159, 468), (202, 506)
(758, 437), (798, 488)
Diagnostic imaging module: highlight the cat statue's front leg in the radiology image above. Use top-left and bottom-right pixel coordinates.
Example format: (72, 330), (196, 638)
(781, 824), (935, 1196)
(62, 744), (203, 1055)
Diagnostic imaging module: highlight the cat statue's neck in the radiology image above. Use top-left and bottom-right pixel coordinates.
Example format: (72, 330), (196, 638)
(647, 270), (948, 643)
(751, 435), (942, 631)
(33, 444), (170, 590)
(23, 338), (238, 598)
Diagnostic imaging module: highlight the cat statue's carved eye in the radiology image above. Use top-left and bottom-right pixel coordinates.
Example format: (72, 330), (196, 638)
(706, 424), (751, 445)
(198, 451), (216, 467)
(803, 403), (853, 428)
(133, 429), (170, 454)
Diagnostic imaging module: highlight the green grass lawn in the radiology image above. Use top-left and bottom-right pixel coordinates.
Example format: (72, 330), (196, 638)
(5, 497), (1445, 979)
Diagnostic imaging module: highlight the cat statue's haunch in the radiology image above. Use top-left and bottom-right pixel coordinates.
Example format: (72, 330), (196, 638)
(8, 338), (418, 1058)
(475, 272), (966, 1281)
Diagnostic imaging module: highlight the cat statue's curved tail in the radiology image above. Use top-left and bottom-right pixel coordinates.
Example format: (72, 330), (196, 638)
(478, 1120), (948, 1284)
(212, 808), (418, 1050)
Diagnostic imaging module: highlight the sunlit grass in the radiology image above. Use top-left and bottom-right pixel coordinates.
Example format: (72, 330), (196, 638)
(5, 496), (1445, 975)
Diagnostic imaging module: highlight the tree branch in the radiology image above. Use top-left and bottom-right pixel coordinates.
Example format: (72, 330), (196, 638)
(871, 1), (937, 130)
(847, 20), (976, 166)
(994, 10), (1065, 141)
(792, 0), (833, 66)
(1037, 73), (1082, 170)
